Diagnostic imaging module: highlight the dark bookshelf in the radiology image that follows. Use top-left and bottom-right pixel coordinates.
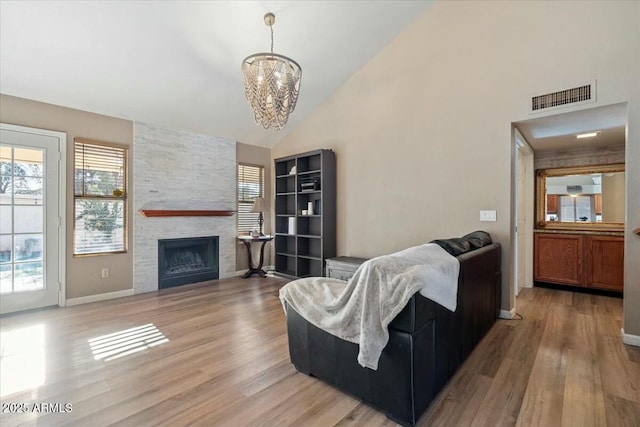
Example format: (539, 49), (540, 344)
(273, 149), (336, 278)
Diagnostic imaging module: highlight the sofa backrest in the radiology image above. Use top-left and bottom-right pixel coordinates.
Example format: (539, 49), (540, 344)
(430, 230), (493, 257)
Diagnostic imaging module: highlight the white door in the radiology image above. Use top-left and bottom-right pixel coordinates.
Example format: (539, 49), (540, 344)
(0, 125), (63, 314)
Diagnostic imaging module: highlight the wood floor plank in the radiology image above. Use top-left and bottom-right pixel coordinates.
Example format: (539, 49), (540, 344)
(598, 335), (640, 403)
(1, 278), (637, 427)
(604, 394), (640, 427)
(468, 356), (532, 427)
(515, 302), (570, 427)
(561, 349), (607, 427)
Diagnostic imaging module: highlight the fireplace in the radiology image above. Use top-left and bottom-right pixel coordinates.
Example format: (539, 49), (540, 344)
(158, 236), (219, 289)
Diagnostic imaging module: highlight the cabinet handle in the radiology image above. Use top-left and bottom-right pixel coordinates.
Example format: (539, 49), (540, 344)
(634, 227), (640, 236)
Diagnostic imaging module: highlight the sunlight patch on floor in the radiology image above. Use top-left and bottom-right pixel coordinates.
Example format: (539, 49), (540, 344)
(0, 324), (46, 397)
(88, 323), (168, 362)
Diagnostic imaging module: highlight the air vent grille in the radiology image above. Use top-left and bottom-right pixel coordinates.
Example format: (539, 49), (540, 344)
(532, 84), (593, 111)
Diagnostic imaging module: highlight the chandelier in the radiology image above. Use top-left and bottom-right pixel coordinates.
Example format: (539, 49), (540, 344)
(241, 13), (302, 130)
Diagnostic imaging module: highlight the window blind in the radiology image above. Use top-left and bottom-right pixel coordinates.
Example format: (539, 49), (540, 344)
(74, 139), (128, 255)
(237, 164), (264, 233)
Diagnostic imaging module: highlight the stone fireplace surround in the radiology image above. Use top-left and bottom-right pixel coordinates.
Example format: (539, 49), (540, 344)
(133, 122), (236, 294)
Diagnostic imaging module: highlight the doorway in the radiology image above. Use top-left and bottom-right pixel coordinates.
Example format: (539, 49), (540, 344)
(0, 124), (66, 314)
(511, 102), (627, 309)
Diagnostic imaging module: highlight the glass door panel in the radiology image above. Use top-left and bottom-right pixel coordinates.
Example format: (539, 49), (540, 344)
(0, 145), (46, 295)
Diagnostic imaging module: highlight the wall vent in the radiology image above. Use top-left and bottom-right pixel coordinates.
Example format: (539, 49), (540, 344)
(531, 81), (595, 113)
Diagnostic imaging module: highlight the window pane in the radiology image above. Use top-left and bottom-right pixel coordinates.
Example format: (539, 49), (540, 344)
(575, 196), (592, 222)
(75, 142), (126, 197)
(0, 264), (11, 293)
(0, 235), (11, 263)
(14, 148), (43, 178)
(74, 199), (125, 254)
(14, 177), (43, 205)
(0, 145), (12, 178)
(0, 206), (11, 234)
(15, 234), (43, 262)
(14, 261), (43, 292)
(14, 206), (43, 233)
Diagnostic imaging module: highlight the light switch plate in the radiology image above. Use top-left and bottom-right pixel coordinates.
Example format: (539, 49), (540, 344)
(480, 210), (497, 222)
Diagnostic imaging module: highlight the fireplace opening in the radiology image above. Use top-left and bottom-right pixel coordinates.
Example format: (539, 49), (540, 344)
(158, 236), (219, 289)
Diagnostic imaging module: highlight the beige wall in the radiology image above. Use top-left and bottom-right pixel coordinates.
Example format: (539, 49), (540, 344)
(236, 142), (272, 272)
(271, 0), (640, 334)
(0, 94), (134, 299)
(602, 172), (625, 223)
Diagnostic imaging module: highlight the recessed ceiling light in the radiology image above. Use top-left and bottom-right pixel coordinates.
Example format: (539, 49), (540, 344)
(576, 131), (600, 139)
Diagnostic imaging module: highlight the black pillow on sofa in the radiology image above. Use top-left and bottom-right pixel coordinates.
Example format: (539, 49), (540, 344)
(431, 238), (472, 256)
(462, 230), (492, 249)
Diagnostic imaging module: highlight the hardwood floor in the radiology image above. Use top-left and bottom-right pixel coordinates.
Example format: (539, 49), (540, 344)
(1, 278), (638, 426)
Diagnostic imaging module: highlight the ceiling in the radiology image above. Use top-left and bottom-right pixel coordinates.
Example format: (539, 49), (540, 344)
(0, 1), (431, 147)
(516, 103), (627, 153)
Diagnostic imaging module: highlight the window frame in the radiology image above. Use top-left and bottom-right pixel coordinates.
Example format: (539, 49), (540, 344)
(73, 138), (128, 257)
(237, 162), (265, 235)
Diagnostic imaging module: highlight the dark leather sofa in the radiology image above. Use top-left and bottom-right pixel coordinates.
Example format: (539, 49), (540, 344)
(285, 238), (501, 426)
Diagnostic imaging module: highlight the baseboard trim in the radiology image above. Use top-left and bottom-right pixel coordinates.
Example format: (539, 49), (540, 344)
(621, 328), (640, 347)
(66, 289), (134, 306)
(499, 308), (516, 319)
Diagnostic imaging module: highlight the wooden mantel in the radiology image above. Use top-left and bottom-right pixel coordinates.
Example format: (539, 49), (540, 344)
(139, 209), (234, 218)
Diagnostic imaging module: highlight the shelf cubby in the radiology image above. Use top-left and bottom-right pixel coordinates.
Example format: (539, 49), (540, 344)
(297, 153), (322, 173)
(298, 236), (322, 259)
(297, 216), (322, 237)
(275, 235), (296, 256)
(276, 174), (296, 193)
(297, 257), (323, 278)
(275, 194), (296, 216)
(275, 159), (296, 177)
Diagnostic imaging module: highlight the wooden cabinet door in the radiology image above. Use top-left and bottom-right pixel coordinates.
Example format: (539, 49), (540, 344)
(546, 194), (558, 214)
(534, 234), (583, 286)
(587, 236), (624, 291)
(594, 194), (602, 215)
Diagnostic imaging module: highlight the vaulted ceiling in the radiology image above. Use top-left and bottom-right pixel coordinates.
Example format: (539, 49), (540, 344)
(0, 1), (431, 147)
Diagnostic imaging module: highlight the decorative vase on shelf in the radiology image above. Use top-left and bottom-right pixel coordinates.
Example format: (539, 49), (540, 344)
(307, 201), (314, 215)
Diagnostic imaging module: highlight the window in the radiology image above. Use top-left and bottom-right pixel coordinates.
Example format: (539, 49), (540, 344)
(74, 139), (127, 255)
(559, 195), (594, 222)
(237, 163), (264, 234)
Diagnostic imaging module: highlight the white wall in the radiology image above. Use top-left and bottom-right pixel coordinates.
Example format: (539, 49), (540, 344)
(272, 1), (640, 334)
(133, 122), (236, 293)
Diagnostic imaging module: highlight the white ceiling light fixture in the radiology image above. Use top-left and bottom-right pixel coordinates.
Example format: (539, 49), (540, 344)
(241, 12), (302, 130)
(576, 131), (601, 139)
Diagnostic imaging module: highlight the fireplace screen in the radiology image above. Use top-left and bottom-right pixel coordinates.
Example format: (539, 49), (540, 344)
(158, 236), (219, 289)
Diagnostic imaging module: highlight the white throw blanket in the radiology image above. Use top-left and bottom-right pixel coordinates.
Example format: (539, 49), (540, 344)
(279, 243), (460, 370)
